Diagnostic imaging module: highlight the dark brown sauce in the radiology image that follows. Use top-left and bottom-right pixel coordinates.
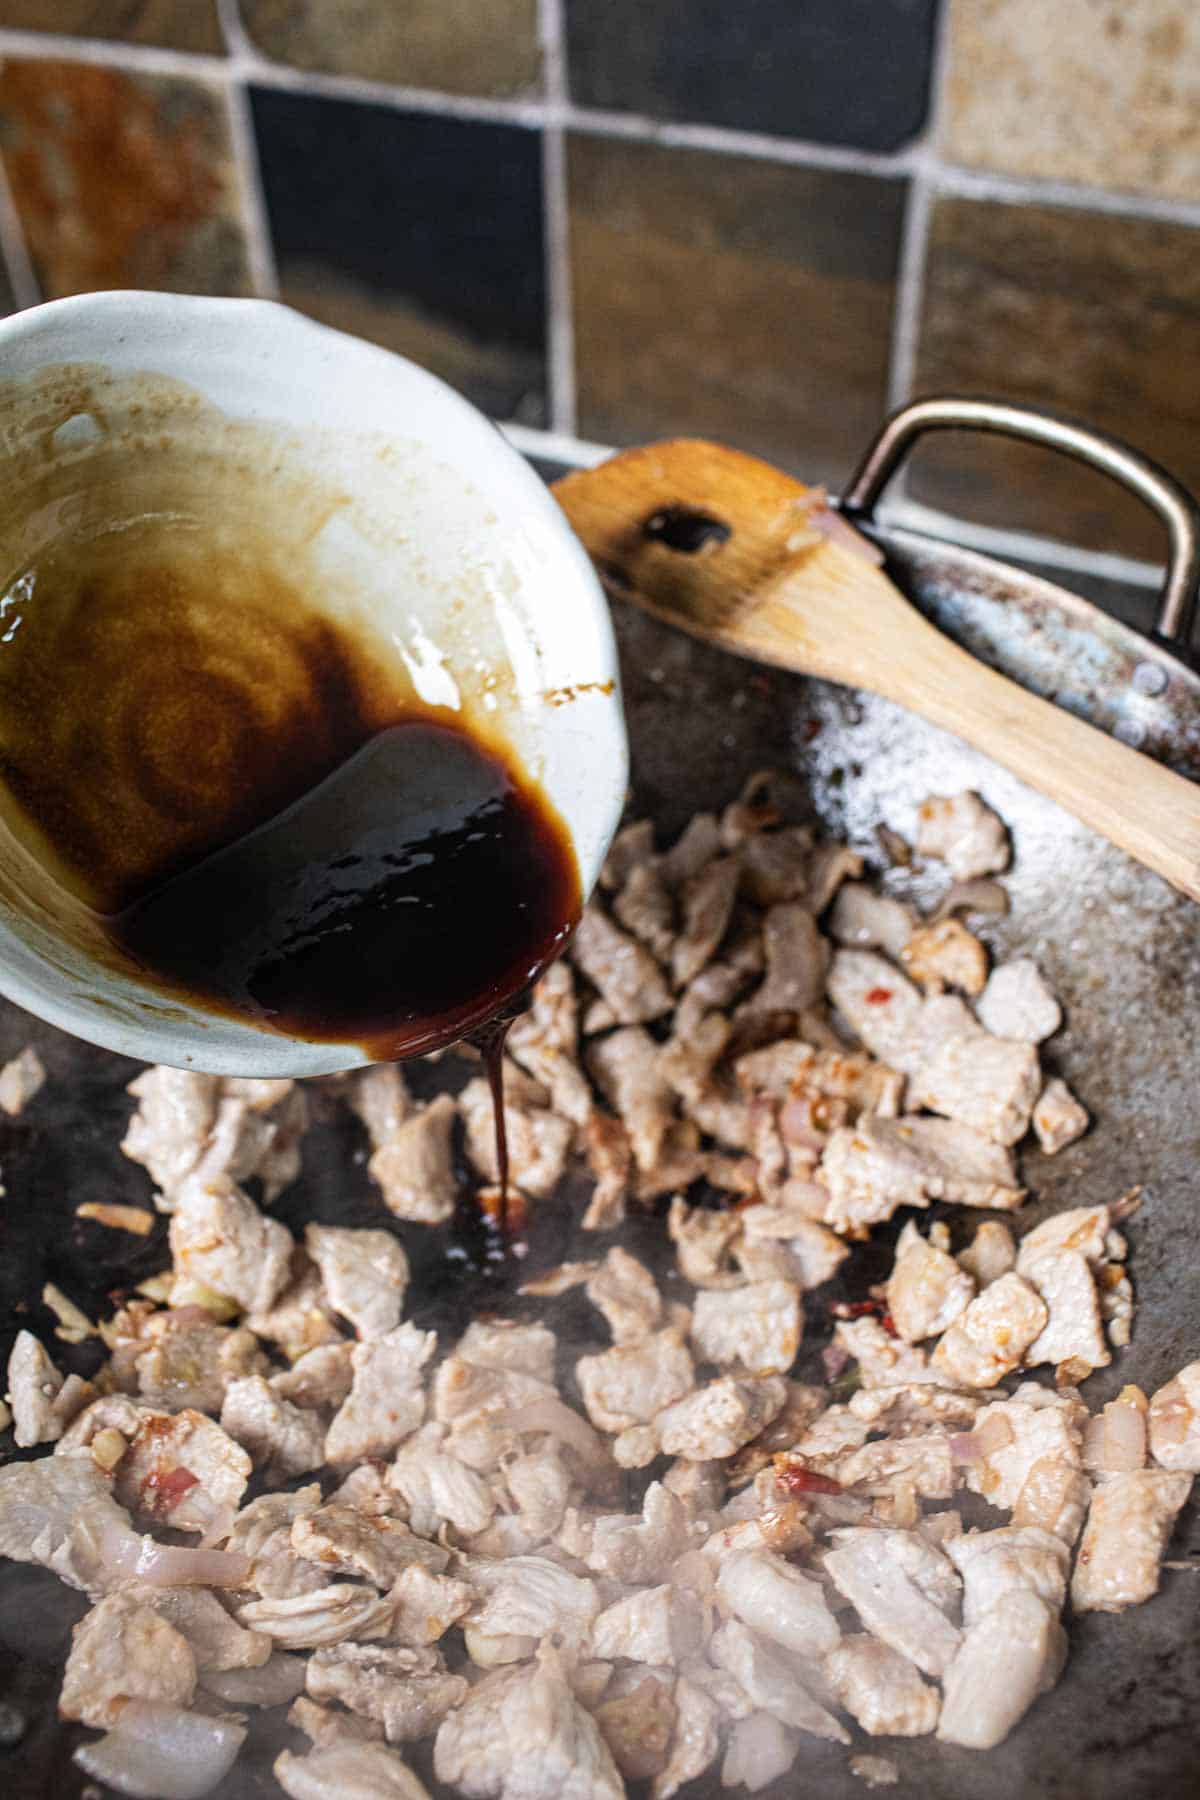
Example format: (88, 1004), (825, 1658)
(0, 518), (581, 1078)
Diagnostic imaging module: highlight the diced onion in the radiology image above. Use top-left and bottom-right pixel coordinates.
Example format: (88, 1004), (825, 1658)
(100, 1520), (249, 1588)
(932, 880), (1010, 923)
(518, 1399), (609, 1469)
(202, 1654), (307, 1708)
(74, 1703), (245, 1799)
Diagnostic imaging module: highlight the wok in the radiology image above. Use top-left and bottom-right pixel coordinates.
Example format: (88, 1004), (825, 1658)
(0, 398), (1197, 1797)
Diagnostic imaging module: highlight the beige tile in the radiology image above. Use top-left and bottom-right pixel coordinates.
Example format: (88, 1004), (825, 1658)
(569, 134), (905, 489)
(911, 194), (1200, 561)
(241, 0), (540, 98)
(941, 0), (1200, 201)
(0, 2), (224, 55)
(0, 59), (252, 299)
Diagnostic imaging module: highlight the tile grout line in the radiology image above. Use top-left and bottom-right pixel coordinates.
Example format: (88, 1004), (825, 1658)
(3, 28), (1200, 231)
(217, 0), (279, 299)
(539, 0), (577, 436)
(0, 149), (38, 310)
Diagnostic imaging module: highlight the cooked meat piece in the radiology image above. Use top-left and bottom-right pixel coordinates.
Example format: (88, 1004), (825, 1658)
(458, 1318), (558, 1383)
(901, 920), (987, 997)
(584, 1246), (662, 1343)
(508, 962), (594, 1127)
(246, 1255), (343, 1360)
(886, 1225), (975, 1342)
(592, 1584), (705, 1665)
(690, 1282), (802, 1375)
(688, 953), (759, 1013)
(288, 1694), (386, 1747)
(977, 959), (1061, 1043)
(571, 901), (675, 1024)
(826, 951), (924, 1073)
(931, 1273), (1048, 1388)
(829, 885), (915, 961)
(1148, 1362), (1200, 1472)
(305, 1224), (409, 1341)
(673, 855), (741, 986)
(587, 1027), (675, 1174)
(325, 1324), (436, 1466)
(1071, 1469), (1194, 1612)
(823, 1529), (962, 1676)
(122, 1067), (220, 1199)
(292, 1505), (448, 1589)
(660, 1007), (732, 1107)
(657, 1376), (787, 1462)
(806, 843), (865, 914)
(833, 1318), (940, 1390)
(937, 1590), (1065, 1750)
(168, 1176), (294, 1315)
(1021, 1248), (1109, 1373)
(601, 818), (656, 890)
(825, 1635), (939, 1737)
(221, 1376), (326, 1484)
(465, 1553), (599, 1653)
(947, 1526), (1070, 1626)
(1016, 1204), (1114, 1271)
(821, 1115), (1022, 1235)
(732, 1040), (815, 1099)
(502, 1443), (572, 1542)
(227, 1487), (328, 1600)
(583, 998), (618, 1034)
(715, 1548), (840, 1657)
(742, 1207), (849, 1290)
(389, 1563), (473, 1646)
(1032, 1078), (1089, 1156)
(835, 1435), (956, 1503)
(730, 821), (807, 907)
(59, 1591), (197, 1727)
(595, 1669), (678, 1781)
(461, 1076), (574, 1200)
(710, 1620), (849, 1741)
(7, 1330), (90, 1446)
(368, 1095), (458, 1224)
(668, 1198), (743, 1289)
(658, 813), (724, 888)
(349, 1063), (414, 1151)
(719, 1710), (799, 1791)
(848, 1384), (979, 1434)
(276, 1740), (431, 1800)
(957, 1220), (1016, 1288)
(310, 1642), (468, 1742)
(238, 1583), (396, 1649)
(586, 1481), (691, 1584)
(635, 1127), (712, 1206)
(578, 1329), (695, 1432)
(739, 904), (829, 1019)
(132, 1582), (271, 1671)
(686, 1085), (756, 1152)
(0, 1044), (44, 1115)
(433, 1356), (556, 1428)
(196, 1085), (308, 1202)
(271, 1343), (356, 1411)
(0, 1450), (138, 1593)
(434, 1653), (624, 1800)
(910, 1029), (1040, 1147)
(654, 1674), (721, 1800)
(581, 1112), (634, 1230)
(1012, 1460), (1093, 1546)
(962, 1386), (1087, 1514)
(389, 1423), (496, 1536)
(135, 1312), (267, 1415)
(915, 791), (1010, 880)
(60, 1398), (251, 1534)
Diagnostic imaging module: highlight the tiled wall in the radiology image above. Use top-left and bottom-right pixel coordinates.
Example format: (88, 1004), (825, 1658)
(0, 1), (1198, 595)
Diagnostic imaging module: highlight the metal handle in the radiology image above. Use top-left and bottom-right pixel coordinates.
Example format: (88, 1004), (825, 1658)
(841, 396), (1200, 645)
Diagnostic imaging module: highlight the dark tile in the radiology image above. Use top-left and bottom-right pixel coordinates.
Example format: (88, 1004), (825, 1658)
(250, 88), (546, 425)
(0, 59), (252, 300)
(241, 0), (540, 99)
(569, 133), (905, 488)
(0, 1), (224, 55)
(911, 195), (1200, 562)
(565, 0), (939, 150)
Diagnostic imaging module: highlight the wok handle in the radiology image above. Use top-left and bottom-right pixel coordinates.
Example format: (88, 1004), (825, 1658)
(841, 396), (1200, 646)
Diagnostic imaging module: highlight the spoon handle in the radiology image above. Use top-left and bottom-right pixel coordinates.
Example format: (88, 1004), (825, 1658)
(555, 438), (1200, 904)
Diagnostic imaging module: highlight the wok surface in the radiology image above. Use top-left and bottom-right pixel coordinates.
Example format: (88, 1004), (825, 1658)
(0, 487), (1197, 1796)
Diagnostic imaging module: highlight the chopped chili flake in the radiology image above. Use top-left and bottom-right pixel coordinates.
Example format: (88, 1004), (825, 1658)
(774, 1456), (843, 1497)
(831, 1298), (884, 1320)
(865, 986), (893, 1005)
(140, 1465), (199, 1518)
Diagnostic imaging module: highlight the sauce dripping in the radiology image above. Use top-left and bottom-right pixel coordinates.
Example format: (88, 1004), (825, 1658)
(0, 516), (580, 1198)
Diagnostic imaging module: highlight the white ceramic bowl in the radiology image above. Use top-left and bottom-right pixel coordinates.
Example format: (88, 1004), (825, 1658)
(0, 292), (627, 1074)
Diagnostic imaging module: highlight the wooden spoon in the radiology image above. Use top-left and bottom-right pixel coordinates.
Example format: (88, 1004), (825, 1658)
(554, 437), (1200, 903)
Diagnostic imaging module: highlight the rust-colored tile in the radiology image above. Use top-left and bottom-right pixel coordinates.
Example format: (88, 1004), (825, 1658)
(941, 0), (1200, 201)
(241, 0), (540, 98)
(569, 134), (905, 489)
(0, 2), (224, 56)
(911, 195), (1200, 562)
(0, 60), (252, 300)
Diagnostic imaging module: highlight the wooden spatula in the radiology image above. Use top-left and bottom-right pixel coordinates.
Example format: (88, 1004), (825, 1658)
(554, 437), (1200, 903)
